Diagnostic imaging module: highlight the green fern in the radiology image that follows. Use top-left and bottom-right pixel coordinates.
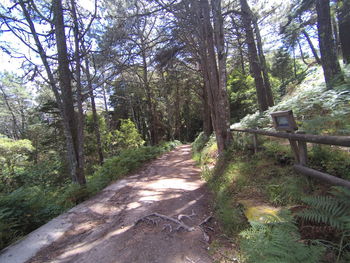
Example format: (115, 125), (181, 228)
(298, 187), (350, 262)
(239, 210), (324, 263)
(299, 187), (350, 231)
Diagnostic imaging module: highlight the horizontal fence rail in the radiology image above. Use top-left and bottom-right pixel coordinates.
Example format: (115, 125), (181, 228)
(230, 128), (350, 147)
(230, 128), (350, 189)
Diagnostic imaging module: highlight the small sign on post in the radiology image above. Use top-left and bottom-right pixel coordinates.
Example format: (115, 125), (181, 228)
(270, 110), (308, 165)
(270, 110), (298, 132)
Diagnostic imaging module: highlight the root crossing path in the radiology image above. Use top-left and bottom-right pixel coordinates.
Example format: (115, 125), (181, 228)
(1, 145), (214, 263)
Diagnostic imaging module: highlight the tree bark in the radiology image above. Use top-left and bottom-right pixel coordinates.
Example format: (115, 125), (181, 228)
(252, 15), (274, 107)
(196, 0), (232, 153)
(202, 82), (213, 137)
(337, 0), (350, 64)
(70, 0), (85, 182)
(53, 0), (85, 185)
(316, 0), (344, 89)
(84, 55), (104, 165)
(302, 29), (321, 64)
(18, 0), (83, 184)
(240, 0), (268, 112)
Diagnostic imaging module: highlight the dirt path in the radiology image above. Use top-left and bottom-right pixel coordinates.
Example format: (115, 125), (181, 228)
(15, 145), (214, 263)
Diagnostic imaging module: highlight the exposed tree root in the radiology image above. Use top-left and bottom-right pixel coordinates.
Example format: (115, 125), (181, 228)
(178, 210), (196, 221)
(199, 215), (212, 226)
(136, 212), (195, 232)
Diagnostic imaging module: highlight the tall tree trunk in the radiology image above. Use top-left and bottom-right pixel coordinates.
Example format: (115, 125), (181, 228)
(197, 0), (232, 153)
(71, 0), (85, 182)
(252, 15), (274, 107)
(84, 55), (104, 165)
(302, 30), (321, 64)
(202, 83), (213, 137)
(331, 13), (340, 56)
(297, 39), (309, 65)
(141, 47), (158, 145)
(337, 0), (350, 64)
(316, 0), (344, 89)
(240, 0), (268, 112)
(19, 0), (82, 184)
(53, 0), (85, 185)
(231, 16), (246, 74)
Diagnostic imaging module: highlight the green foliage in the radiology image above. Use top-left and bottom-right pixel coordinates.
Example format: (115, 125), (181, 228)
(197, 135), (218, 165)
(112, 119), (145, 150)
(0, 186), (62, 249)
(203, 161), (249, 235)
(239, 210), (324, 263)
(271, 48), (294, 86)
(0, 136), (34, 192)
(299, 187), (350, 231)
(227, 69), (257, 122)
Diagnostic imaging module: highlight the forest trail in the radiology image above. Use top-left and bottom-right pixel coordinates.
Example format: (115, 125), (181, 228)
(1, 145), (215, 263)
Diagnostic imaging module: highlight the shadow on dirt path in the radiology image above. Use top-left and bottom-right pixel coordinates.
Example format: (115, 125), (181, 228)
(3, 145), (215, 263)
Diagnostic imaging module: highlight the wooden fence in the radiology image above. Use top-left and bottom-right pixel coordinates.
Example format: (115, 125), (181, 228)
(231, 128), (350, 189)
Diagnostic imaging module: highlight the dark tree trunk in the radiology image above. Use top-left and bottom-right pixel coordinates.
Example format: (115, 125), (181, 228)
(84, 56), (104, 165)
(240, 0), (268, 112)
(298, 39), (309, 65)
(53, 0), (85, 185)
(331, 13), (340, 56)
(71, 0), (85, 182)
(19, 0), (83, 184)
(197, 0), (232, 153)
(202, 83), (213, 137)
(302, 30), (321, 64)
(231, 17), (246, 74)
(337, 0), (350, 64)
(316, 0), (344, 89)
(252, 16), (274, 107)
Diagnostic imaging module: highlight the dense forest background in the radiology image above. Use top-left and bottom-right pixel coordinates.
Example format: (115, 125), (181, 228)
(0, 0), (349, 256)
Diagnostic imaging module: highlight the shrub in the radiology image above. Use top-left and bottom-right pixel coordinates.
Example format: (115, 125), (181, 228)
(0, 186), (62, 249)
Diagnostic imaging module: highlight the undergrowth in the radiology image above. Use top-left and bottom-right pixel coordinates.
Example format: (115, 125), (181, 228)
(0, 140), (181, 250)
(193, 130), (350, 262)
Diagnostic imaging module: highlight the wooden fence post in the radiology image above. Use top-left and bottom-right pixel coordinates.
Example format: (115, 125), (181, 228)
(297, 131), (308, 165)
(288, 139), (300, 163)
(253, 134), (258, 153)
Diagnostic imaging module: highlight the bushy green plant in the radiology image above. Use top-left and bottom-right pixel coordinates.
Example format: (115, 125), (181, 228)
(0, 186), (62, 249)
(106, 119), (145, 156)
(227, 69), (257, 122)
(0, 136), (34, 191)
(240, 210), (324, 263)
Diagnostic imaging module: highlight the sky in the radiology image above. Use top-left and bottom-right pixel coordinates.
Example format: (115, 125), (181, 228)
(0, 0), (97, 74)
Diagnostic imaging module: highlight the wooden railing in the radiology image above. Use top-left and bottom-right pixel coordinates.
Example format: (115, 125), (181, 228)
(231, 128), (350, 189)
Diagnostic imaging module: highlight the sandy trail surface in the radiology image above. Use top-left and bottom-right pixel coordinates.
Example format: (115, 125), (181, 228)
(2, 145), (214, 263)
